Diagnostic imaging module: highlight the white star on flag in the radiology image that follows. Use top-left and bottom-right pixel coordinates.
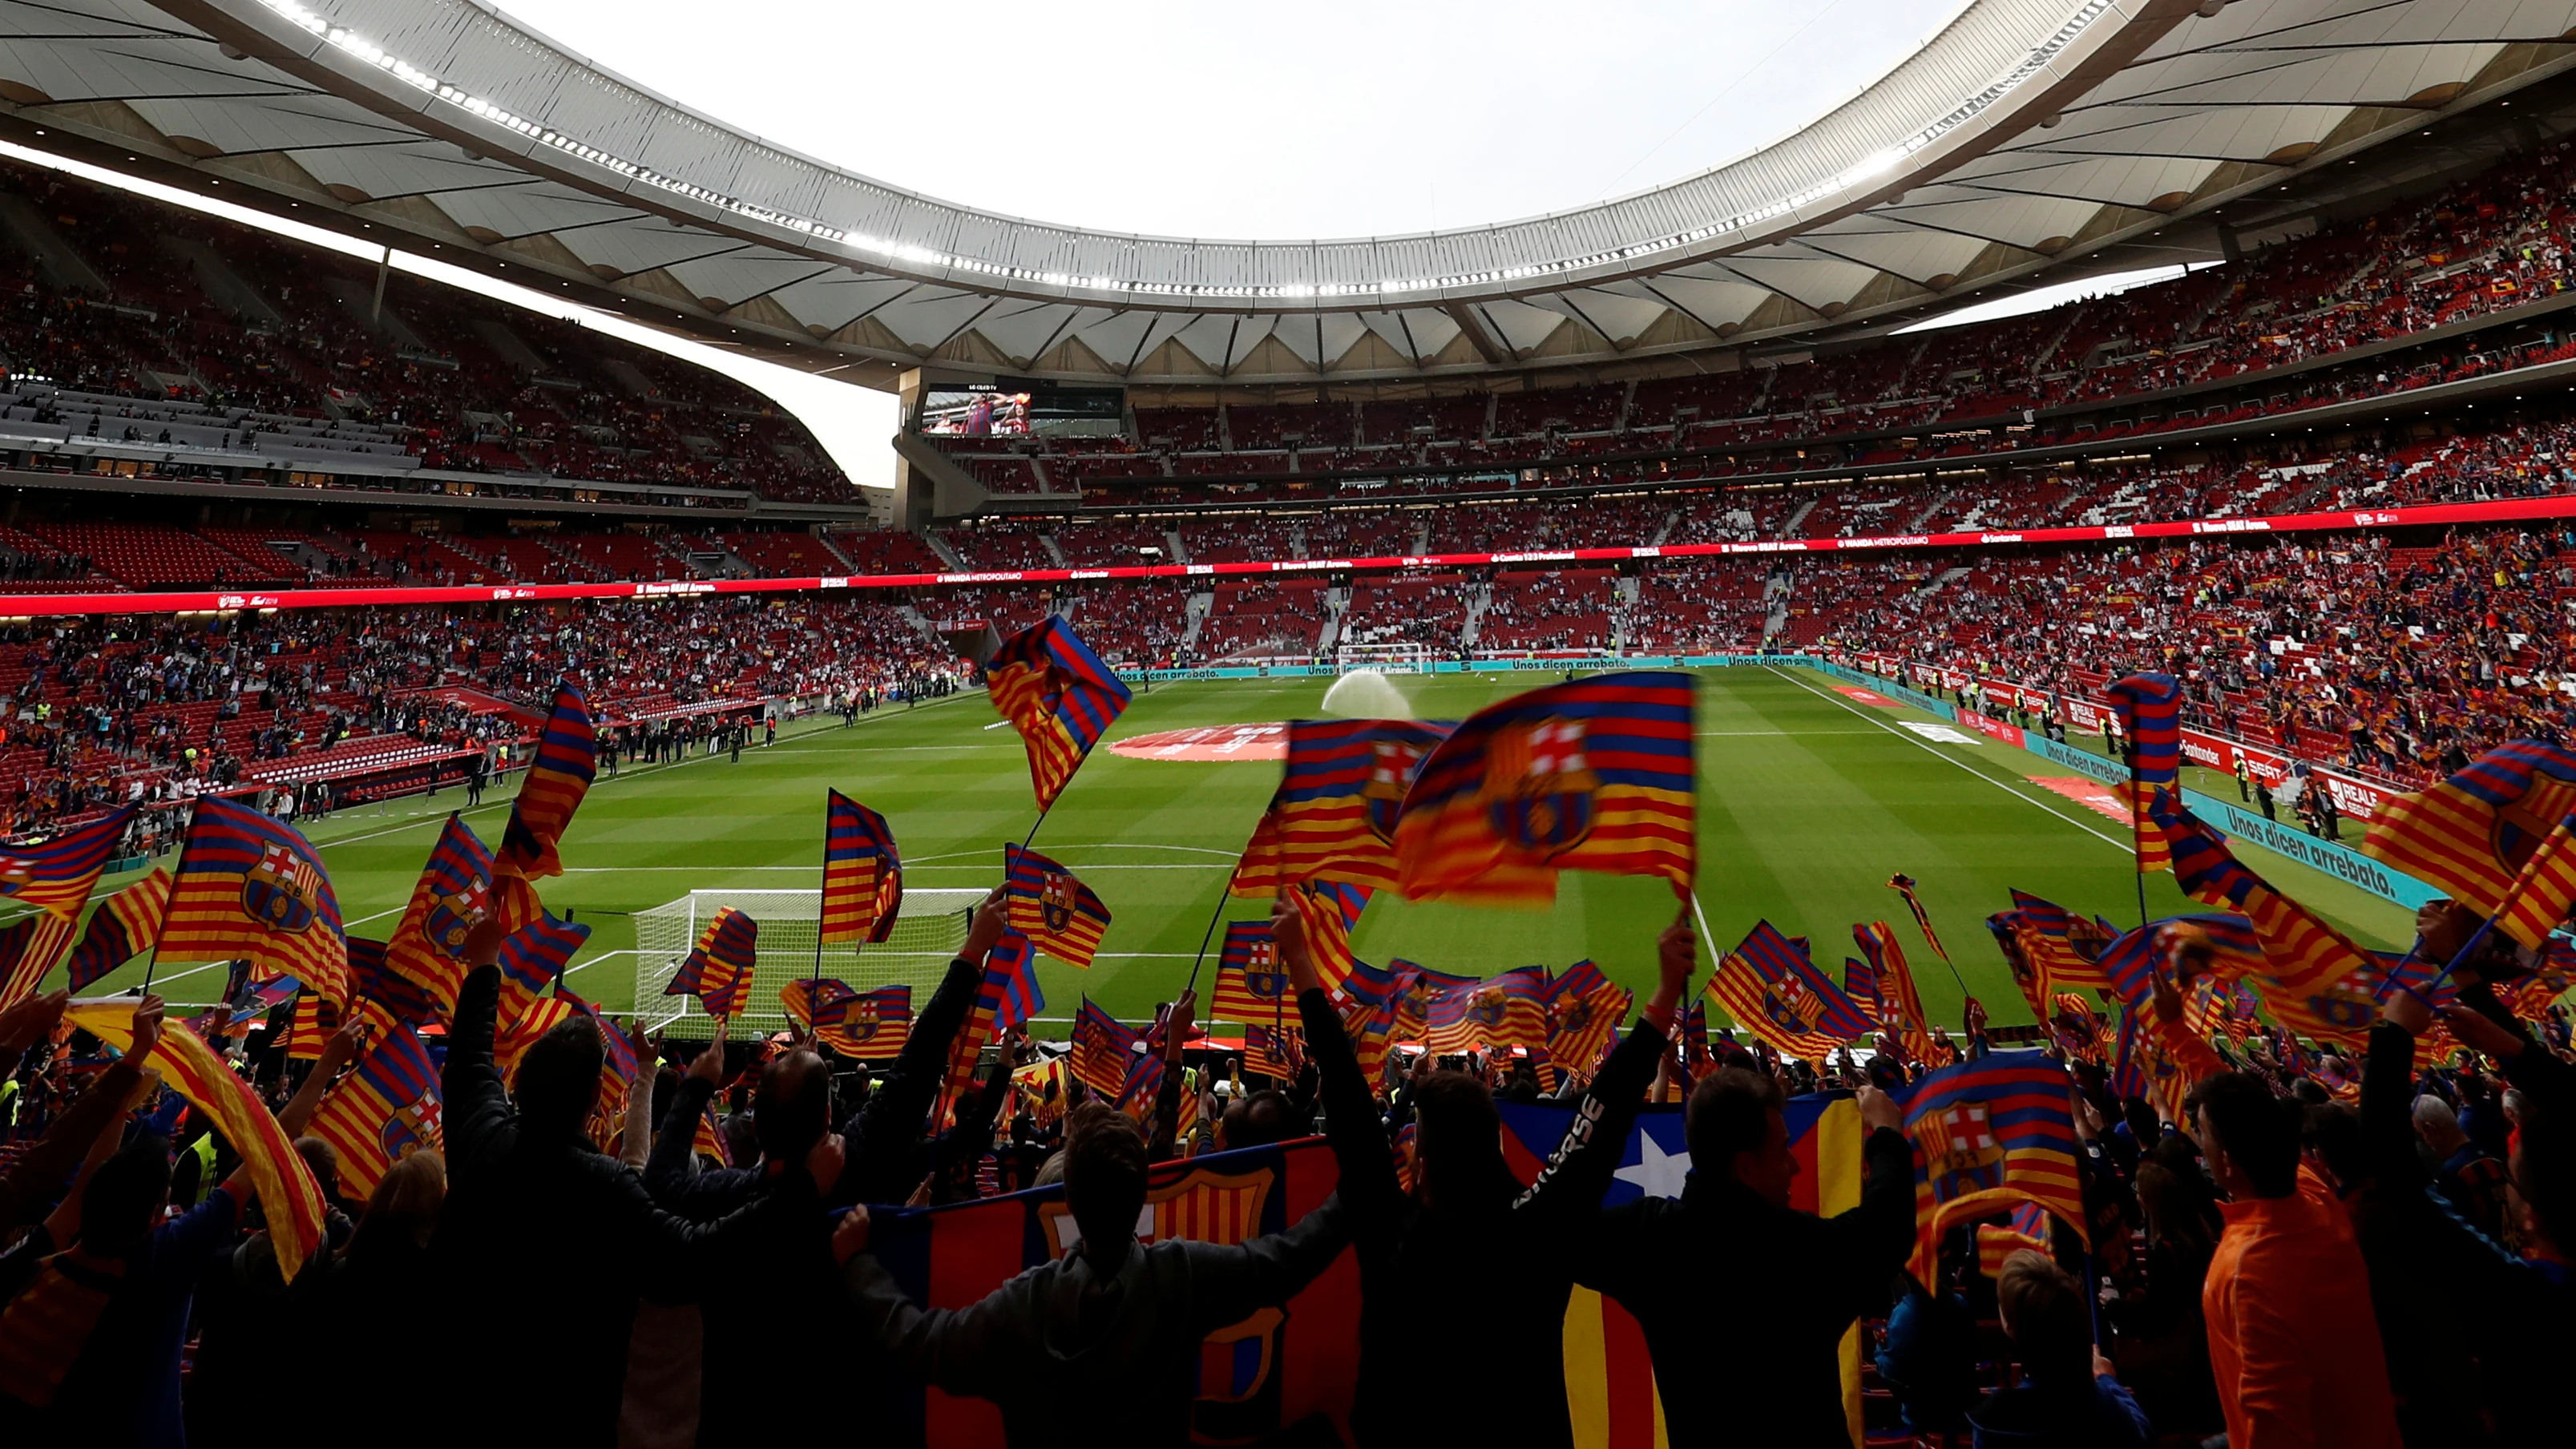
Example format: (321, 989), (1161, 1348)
(1612, 1132), (1693, 1200)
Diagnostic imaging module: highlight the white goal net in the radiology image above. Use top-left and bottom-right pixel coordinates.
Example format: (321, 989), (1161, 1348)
(1331, 641), (1431, 674)
(633, 886), (988, 1036)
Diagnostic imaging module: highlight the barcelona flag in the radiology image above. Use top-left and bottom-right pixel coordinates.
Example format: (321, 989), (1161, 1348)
(1003, 846), (1112, 970)
(1393, 672), (1695, 905)
(382, 815), (494, 1026)
(1997, 890), (2120, 996)
(60, 867), (171, 992)
(1423, 966), (1549, 1054)
(1284, 880), (1369, 995)
(161, 795), (349, 1007)
(1210, 918), (1294, 1024)
(822, 791), (903, 946)
(2154, 794), (2378, 1041)
(2089, 911), (2265, 1008)
(1707, 921), (1871, 1061)
(857, 1136), (1353, 1445)
(495, 908), (590, 1035)
(1901, 1051), (2089, 1283)
(940, 933), (1042, 1124)
(2364, 739), (2576, 946)
(2110, 1005), (2189, 1130)
(784, 978), (913, 1061)
(66, 1000), (329, 1279)
(1071, 997), (1142, 1099)
(1853, 922), (1936, 1063)
(2106, 672), (2182, 872)
(1245, 1023), (1305, 1079)
(346, 934), (437, 1031)
(0, 910), (77, 1007)
(309, 1021), (442, 1200)
(1113, 1042), (1169, 1123)
(1976, 1202), (2054, 1278)
(665, 907), (758, 1019)
(1888, 873), (1956, 970)
(495, 680), (596, 884)
(1230, 719), (1456, 895)
(983, 616), (1133, 812)
(284, 988), (339, 1063)
(579, 991), (638, 1149)
(1547, 979), (1631, 1080)
(0, 806), (131, 918)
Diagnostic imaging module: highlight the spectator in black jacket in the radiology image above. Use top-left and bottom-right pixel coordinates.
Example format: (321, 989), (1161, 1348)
(1568, 1041), (1910, 1446)
(833, 1106), (1348, 1448)
(1276, 895), (1687, 1447)
(433, 917), (841, 1449)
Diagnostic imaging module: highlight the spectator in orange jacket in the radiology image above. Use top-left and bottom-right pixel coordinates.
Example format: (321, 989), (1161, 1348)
(2188, 1070), (2401, 1448)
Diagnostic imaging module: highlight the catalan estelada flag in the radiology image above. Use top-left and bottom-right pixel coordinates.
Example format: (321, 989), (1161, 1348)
(61, 867), (170, 991)
(1976, 1202), (2054, 1278)
(1423, 966), (1549, 1054)
(1004, 845), (1111, 969)
(308, 1021), (442, 1200)
(1210, 919), (1293, 1023)
(382, 815), (493, 1026)
(160, 795), (348, 1007)
(1901, 1050), (2089, 1283)
(2364, 739), (2576, 943)
(665, 908), (758, 1019)
(66, 1001), (328, 1279)
(1229, 719), (1456, 895)
(0, 806), (131, 918)
(1393, 672), (1694, 905)
(983, 616), (1132, 812)
(2154, 793), (2378, 1041)
(495, 680), (596, 883)
(821, 791), (903, 946)
(2090, 912), (2264, 1007)
(2106, 672), (2183, 872)
(784, 978), (912, 1060)
(1853, 922), (1936, 1063)
(1707, 920), (1871, 1061)
(0, 910), (76, 1007)
(1071, 997), (1141, 1098)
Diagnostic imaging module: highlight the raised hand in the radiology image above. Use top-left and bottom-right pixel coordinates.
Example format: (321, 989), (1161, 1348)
(962, 886), (1010, 961)
(317, 1017), (369, 1076)
(688, 1019), (729, 1086)
(1268, 895), (1320, 995)
(1855, 1084), (1903, 1134)
(128, 993), (166, 1061)
(831, 1204), (874, 1265)
(806, 1129), (846, 1197)
(2437, 1001), (2527, 1061)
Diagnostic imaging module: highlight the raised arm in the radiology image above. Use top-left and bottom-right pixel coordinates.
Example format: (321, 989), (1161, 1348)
(442, 917), (517, 1180)
(838, 888), (1006, 1205)
(644, 1027), (729, 1204)
(1516, 909), (1691, 1218)
(1278, 897), (1403, 1229)
(0, 995), (147, 1229)
(1179, 1194), (1351, 1335)
(277, 1017), (365, 1139)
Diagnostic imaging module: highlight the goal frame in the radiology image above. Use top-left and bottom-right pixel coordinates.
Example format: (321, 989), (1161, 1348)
(633, 886), (988, 1036)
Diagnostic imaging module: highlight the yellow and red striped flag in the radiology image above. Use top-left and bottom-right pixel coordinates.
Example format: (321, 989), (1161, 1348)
(0, 910), (78, 1009)
(2364, 740), (2576, 947)
(159, 796), (349, 1007)
(61, 868), (171, 992)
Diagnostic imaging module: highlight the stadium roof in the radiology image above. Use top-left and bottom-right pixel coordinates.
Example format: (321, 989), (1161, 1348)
(5, 0), (2575, 389)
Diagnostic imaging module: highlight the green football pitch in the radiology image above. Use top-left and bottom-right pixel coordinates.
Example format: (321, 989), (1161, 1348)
(59, 666), (2420, 1037)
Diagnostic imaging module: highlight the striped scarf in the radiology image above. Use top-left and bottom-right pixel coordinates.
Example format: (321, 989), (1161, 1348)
(0, 1245), (125, 1407)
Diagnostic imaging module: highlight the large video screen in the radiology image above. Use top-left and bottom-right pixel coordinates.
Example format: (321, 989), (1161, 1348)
(919, 377), (1124, 438)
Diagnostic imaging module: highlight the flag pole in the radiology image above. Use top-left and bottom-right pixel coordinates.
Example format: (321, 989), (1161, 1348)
(137, 803), (205, 995)
(2123, 733), (2150, 933)
(1180, 882), (1232, 995)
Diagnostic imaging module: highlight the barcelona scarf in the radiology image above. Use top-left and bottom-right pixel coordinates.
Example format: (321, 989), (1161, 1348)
(65, 1002), (329, 1279)
(785, 978), (914, 1060)
(2364, 739), (2576, 946)
(1230, 719), (1456, 894)
(1900, 1051), (2089, 1283)
(822, 791), (903, 946)
(858, 1136), (1352, 1445)
(1393, 672), (1694, 905)
(1852, 922), (1936, 1063)
(1209, 918), (1294, 1024)
(2106, 672), (2182, 872)
(1071, 997), (1142, 1098)
(308, 1021), (442, 1199)
(160, 795), (349, 1007)
(382, 814), (494, 1026)
(0, 910), (77, 1008)
(665, 907), (759, 1019)
(1003, 846), (1111, 970)
(2154, 794), (2379, 1041)
(1423, 966), (1549, 1054)
(0, 806), (131, 918)
(983, 617), (1132, 812)
(1706, 921), (1871, 1061)
(60, 867), (170, 991)
(495, 680), (596, 885)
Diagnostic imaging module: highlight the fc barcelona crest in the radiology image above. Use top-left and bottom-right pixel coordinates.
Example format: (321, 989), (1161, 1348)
(1244, 942), (1289, 1003)
(1928, 1100), (2005, 1196)
(244, 842), (321, 935)
(1762, 979), (1819, 1037)
(1362, 738), (1426, 844)
(424, 888), (481, 959)
(0, 857), (30, 895)
(1558, 998), (1594, 1035)
(844, 999), (882, 1043)
(1467, 986), (1508, 1029)
(1039, 872), (1078, 933)
(379, 1096), (442, 1163)
(1482, 717), (1601, 857)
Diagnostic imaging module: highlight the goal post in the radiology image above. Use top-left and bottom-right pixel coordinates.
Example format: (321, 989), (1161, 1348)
(634, 887), (989, 1037)
(1330, 641), (1431, 674)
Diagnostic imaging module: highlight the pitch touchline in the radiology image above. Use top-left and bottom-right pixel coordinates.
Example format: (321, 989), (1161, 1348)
(1764, 667), (2137, 854)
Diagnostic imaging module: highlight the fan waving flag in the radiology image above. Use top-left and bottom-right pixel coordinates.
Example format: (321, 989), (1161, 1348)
(1230, 719), (1457, 895)
(2364, 740), (2576, 944)
(939, 933), (1042, 1124)
(665, 908), (758, 1019)
(495, 680), (596, 884)
(1004, 846), (1112, 969)
(1548, 979), (1632, 1080)
(2110, 1004), (2190, 1126)
(1394, 672), (1695, 905)
(2154, 794), (2379, 1040)
(309, 1022), (443, 1200)
(381, 815), (494, 1026)
(822, 791), (903, 946)
(1901, 1050), (2090, 1284)
(2106, 673), (2183, 872)
(0, 910), (77, 1008)
(61, 867), (171, 992)
(66, 1002), (329, 1279)
(2091, 912), (2265, 1007)
(495, 910), (590, 1035)
(1707, 921), (1872, 1060)
(161, 795), (349, 1007)
(1855, 922), (1936, 1063)
(1285, 879), (1370, 995)
(984, 616), (1133, 812)
(1210, 919), (1294, 1023)
(0, 806), (131, 918)
(1071, 998), (1142, 1098)
(785, 978), (912, 1060)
